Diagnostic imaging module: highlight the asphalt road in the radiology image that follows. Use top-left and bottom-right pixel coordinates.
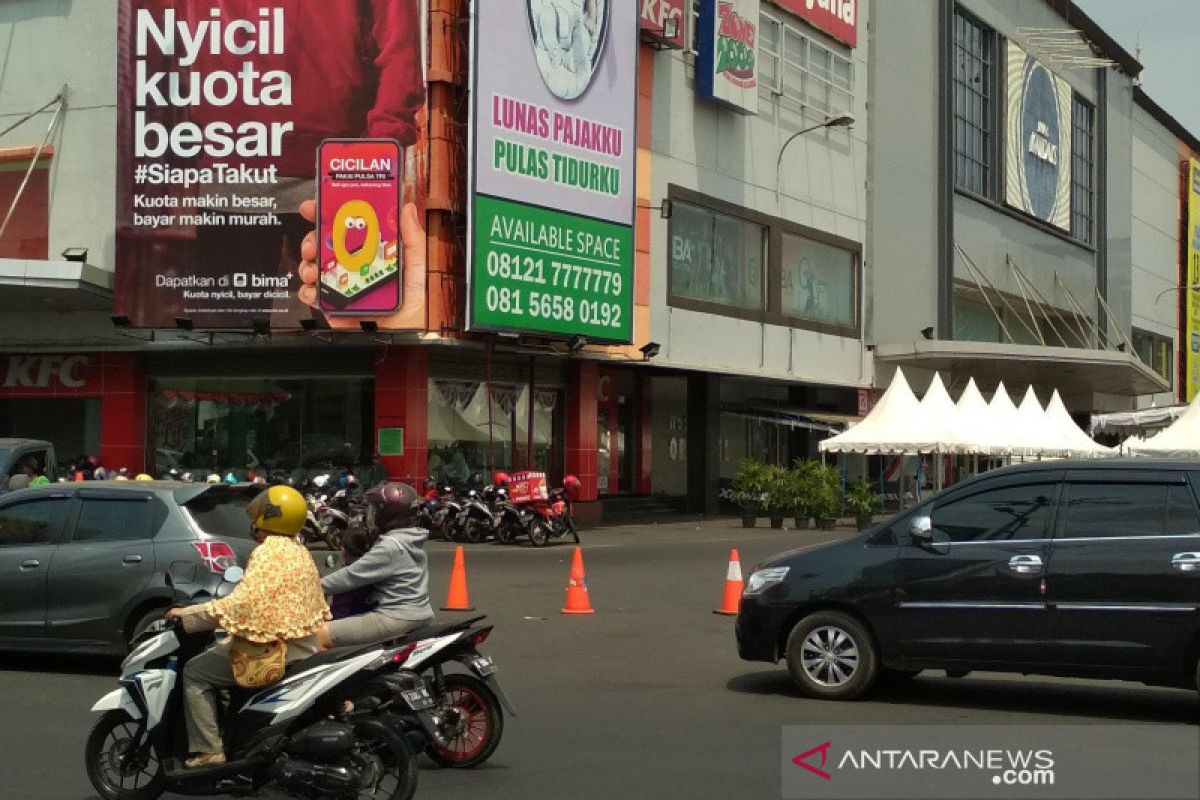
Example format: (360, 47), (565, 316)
(1, 520), (1196, 800)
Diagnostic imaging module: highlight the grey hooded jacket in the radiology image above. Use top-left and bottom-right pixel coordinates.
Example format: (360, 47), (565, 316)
(321, 527), (434, 621)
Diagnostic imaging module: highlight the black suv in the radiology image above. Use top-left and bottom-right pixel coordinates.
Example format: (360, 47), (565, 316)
(736, 460), (1200, 700)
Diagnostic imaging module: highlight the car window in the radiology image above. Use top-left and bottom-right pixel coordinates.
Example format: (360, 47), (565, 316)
(0, 498), (68, 546)
(72, 498), (153, 542)
(1164, 485), (1200, 535)
(1061, 482), (1199, 539)
(932, 482), (1058, 542)
(5, 449), (49, 490)
(184, 489), (256, 540)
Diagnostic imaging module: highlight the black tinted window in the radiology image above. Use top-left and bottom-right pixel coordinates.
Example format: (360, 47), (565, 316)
(184, 488), (256, 540)
(1165, 485), (1200, 535)
(1061, 483), (1179, 538)
(932, 482), (1058, 542)
(73, 498), (153, 542)
(0, 498), (67, 546)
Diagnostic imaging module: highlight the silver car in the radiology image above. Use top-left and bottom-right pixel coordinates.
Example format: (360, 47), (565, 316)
(0, 481), (260, 656)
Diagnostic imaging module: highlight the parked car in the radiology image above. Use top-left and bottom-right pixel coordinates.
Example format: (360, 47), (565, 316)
(736, 459), (1200, 700)
(0, 481), (262, 656)
(0, 438), (57, 493)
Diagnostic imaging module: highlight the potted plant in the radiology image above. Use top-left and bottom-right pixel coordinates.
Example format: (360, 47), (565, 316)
(731, 458), (769, 528)
(845, 480), (882, 531)
(789, 460), (815, 529)
(764, 465), (791, 529)
(811, 464), (842, 531)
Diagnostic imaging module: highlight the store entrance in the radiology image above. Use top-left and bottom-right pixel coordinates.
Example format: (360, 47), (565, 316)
(0, 398), (100, 460)
(598, 369), (640, 496)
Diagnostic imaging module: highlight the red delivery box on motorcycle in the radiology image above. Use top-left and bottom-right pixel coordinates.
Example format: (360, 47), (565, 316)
(507, 471), (549, 505)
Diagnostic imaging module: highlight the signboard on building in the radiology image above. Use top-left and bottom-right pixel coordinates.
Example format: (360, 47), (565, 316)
(697, 0), (761, 115)
(1004, 41), (1072, 231)
(769, 0), (858, 48)
(641, 0), (686, 49)
(1186, 158), (1200, 401)
(114, 0), (430, 331)
(468, 1), (637, 343)
(0, 354), (100, 397)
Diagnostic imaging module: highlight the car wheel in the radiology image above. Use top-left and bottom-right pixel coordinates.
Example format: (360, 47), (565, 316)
(785, 611), (879, 700)
(126, 607), (166, 653)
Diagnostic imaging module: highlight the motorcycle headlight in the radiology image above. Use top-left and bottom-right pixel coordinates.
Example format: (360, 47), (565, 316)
(744, 566), (790, 596)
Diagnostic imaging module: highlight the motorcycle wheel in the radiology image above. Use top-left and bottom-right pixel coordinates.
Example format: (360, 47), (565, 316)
(444, 521), (461, 543)
(348, 718), (419, 800)
(464, 519), (487, 544)
(85, 711), (165, 800)
(529, 519), (550, 547)
(495, 520), (515, 544)
(426, 673), (504, 769)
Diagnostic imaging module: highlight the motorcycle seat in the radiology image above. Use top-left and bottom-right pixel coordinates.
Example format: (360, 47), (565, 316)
(283, 643), (382, 678)
(386, 615), (487, 646)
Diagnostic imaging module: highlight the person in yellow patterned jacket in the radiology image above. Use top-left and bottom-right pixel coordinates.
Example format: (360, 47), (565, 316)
(167, 484), (331, 769)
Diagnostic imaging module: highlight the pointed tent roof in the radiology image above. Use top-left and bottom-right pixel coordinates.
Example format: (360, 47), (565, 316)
(819, 368), (955, 455)
(988, 382), (1030, 455)
(954, 378), (1009, 455)
(918, 373), (973, 454)
(1046, 390), (1115, 458)
(1127, 390), (1200, 457)
(1015, 386), (1071, 458)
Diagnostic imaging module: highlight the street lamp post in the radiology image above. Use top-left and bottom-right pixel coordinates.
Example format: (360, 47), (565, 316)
(774, 113), (856, 202)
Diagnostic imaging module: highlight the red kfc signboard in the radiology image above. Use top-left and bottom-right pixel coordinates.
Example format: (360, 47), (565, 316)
(0, 354), (101, 397)
(641, 0), (687, 49)
(771, 0), (858, 48)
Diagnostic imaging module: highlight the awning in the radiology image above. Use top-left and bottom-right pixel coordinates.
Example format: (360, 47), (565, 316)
(721, 405), (855, 434)
(1090, 404), (1186, 435)
(874, 340), (1169, 399)
(0, 258), (113, 312)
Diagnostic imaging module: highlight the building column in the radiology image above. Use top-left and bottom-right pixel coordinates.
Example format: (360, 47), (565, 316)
(374, 345), (428, 485)
(564, 360), (599, 502)
(686, 373), (719, 515)
(635, 372), (652, 495)
(99, 352), (146, 474)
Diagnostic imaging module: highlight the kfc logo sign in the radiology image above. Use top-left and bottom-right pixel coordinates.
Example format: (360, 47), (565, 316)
(640, 0), (686, 49)
(771, 0), (858, 48)
(2, 355), (95, 392)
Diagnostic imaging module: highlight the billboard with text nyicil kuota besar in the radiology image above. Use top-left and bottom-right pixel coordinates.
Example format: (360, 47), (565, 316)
(468, 1), (638, 343)
(115, 0), (430, 331)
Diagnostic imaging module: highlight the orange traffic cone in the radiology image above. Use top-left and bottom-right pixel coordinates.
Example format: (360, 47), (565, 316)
(441, 546), (475, 612)
(561, 546), (595, 615)
(714, 549), (744, 615)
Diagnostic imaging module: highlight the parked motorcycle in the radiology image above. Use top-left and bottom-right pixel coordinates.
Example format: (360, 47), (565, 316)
(84, 569), (418, 800)
(415, 482), (461, 540)
(524, 485), (580, 547)
(448, 487), (498, 544)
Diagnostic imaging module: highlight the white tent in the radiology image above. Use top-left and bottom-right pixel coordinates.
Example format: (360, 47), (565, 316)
(1014, 386), (1071, 458)
(954, 378), (1009, 455)
(1046, 390), (1115, 458)
(820, 368), (956, 455)
(918, 373), (974, 454)
(987, 382), (1029, 455)
(1127, 391), (1200, 457)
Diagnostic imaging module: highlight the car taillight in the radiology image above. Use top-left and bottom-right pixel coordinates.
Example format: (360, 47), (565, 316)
(390, 643), (417, 664)
(193, 541), (237, 574)
(471, 628), (491, 646)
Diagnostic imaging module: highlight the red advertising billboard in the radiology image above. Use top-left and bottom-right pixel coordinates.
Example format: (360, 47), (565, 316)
(640, 0), (687, 49)
(115, 0), (429, 330)
(770, 0), (857, 48)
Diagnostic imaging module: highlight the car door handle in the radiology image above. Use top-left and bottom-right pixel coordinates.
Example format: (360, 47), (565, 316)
(122, 555), (144, 565)
(1171, 552), (1200, 572)
(1008, 554), (1043, 575)
(19, 559), (41, 570)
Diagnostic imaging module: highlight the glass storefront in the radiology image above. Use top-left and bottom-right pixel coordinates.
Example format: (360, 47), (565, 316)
(148, 378), (373, 479)
(0, 398), (100, 461)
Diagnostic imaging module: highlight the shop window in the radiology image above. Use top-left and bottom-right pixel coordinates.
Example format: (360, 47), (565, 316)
(952, 9), (994, 197)
(428, 379), (562, 488)
(759, 10), (854, 114)
(954, 297), (1001, 343)
(780, 232), (856, 330)
(148, 378), (372, 479)
(0, 146), (51, 259)
(1071, 95), (1095, 243)
(669, 200), (766, 314)
(1132, 329), (1173, 387)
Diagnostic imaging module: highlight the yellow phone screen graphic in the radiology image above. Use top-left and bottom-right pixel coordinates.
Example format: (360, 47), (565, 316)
(333, 200), (380, 272)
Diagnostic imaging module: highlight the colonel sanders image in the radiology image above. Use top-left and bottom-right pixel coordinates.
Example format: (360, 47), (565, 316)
(527, 0), (609, 99)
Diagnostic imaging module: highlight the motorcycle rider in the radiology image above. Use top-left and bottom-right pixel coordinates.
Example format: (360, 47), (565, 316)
(166, 485), (331, 769)
(319, 482), (434, 647)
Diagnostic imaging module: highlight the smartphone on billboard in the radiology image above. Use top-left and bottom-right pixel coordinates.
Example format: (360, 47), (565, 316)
(317, 139), (402, 314)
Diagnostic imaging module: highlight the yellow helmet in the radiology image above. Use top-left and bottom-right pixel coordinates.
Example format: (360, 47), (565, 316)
(135, 473), (153, 481)
(246, 485), (306, 536)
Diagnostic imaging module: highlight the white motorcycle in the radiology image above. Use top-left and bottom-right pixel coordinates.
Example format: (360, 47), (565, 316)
(84, 568), (419, 800)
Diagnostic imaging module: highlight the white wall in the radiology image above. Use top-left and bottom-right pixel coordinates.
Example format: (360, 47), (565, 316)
(0, 0), (117, 270)
(646, 0), (870, 388)
(1130, 102), (1181, 407)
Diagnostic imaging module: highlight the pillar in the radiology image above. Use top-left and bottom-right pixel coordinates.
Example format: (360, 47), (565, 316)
(686, 373), (720, 515)
(99, 352), (146, 474)
(374, 345), (428, 485)
(564, 360), (599, 502)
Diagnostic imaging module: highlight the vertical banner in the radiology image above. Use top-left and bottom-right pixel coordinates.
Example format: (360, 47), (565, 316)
(1005, 41), (1072, 230)
(1186, 159), (1200, 401)
(697, 0), (761, 115)
(115, 0), (429, 330)
(469, 1), (638, 343)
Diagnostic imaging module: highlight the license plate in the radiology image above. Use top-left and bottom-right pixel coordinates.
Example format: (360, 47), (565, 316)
(469, 655), (497, 676)
(400, 688), (435, 710)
